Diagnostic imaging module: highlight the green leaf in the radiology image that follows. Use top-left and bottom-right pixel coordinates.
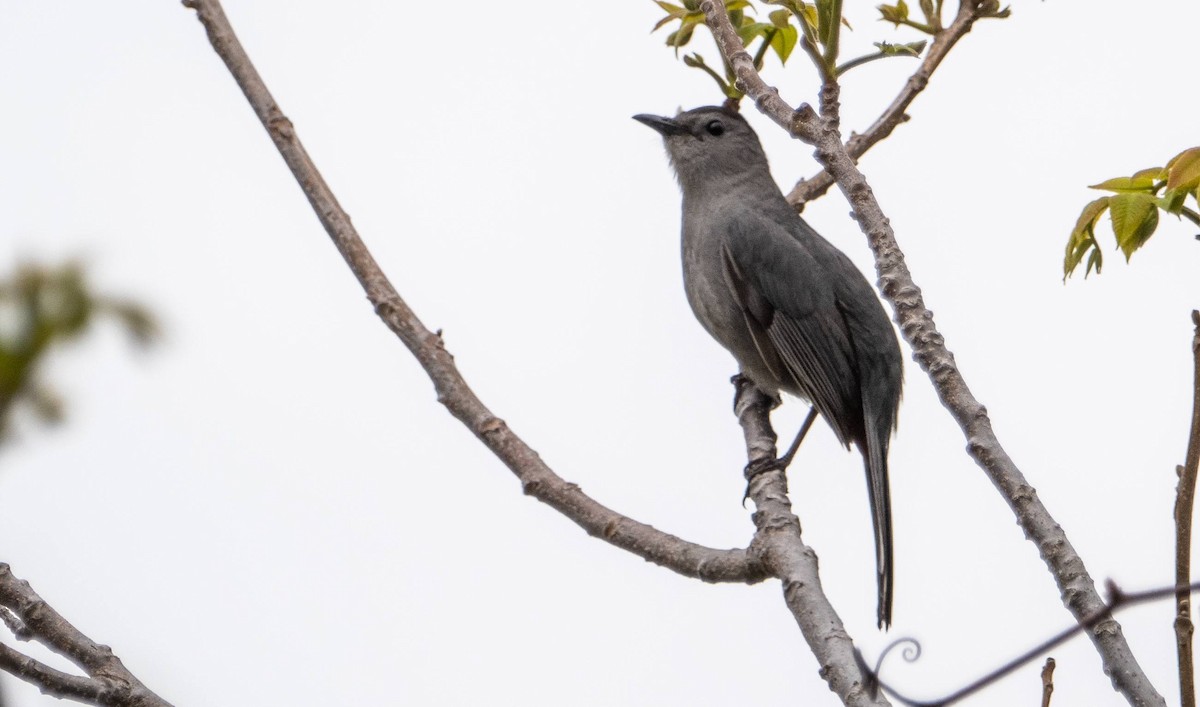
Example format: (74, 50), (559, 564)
(770, 24), (799, 64)
(874, 40), (926, 57)
(1064, 197), (1109, 278)
(816, 0), (837, 46)
(665, 14), (706, 53)
(1131, 166), (1166, 181)
(1086, 247), (1103, 277)
(1088, 175), (1158, 193)
(799, 3), (819, 30)
(1159, 189), (1188, 215)
(654, 1), (687, 16)
(1108, 192), (1160, 261)
(737, 20), (774, 45)
(666, 25), (695, 50)
(1166, 147), (1200, 192)
(769, 8), (792, 27)
(652, 0), (692, 32)
(878, 1), (908, 26)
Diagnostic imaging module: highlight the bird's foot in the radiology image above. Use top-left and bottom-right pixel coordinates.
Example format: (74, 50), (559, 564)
(742, 456), (788, 505)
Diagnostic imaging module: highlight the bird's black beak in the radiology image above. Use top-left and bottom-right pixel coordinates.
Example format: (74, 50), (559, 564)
(633, 113), (685, 136)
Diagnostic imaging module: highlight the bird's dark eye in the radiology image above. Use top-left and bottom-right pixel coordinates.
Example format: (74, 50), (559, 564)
(705, 120), (725, 137)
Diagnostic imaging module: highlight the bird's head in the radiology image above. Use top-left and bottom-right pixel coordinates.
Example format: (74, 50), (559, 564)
(633, 105), (771, 193)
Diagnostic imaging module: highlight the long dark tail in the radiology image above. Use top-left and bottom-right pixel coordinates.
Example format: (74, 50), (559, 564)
(862, 411), (894, 629)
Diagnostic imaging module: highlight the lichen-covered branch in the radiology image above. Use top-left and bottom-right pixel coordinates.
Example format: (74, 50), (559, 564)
(699, 2), (1164, 704)
(786, 1), (991, 208)
(178, 0), (767, 586)
(734, 379), (890, 707)
(0, 564), (170, 707)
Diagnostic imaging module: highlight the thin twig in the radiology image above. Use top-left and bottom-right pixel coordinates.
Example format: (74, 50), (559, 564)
(0, 564), (171, 707)
(698, 2), (1165, 704)
(786, 1), (988, 209)
(733, 379), (890, 707)
(178, 0), (769, 587)
(1176, 310), (1200, 707)
(1041, 657), (1056, 707)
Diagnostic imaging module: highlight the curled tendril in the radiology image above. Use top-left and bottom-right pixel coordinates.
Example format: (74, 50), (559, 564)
(876, 636), (923, 675)
(857, 637), (923, 699)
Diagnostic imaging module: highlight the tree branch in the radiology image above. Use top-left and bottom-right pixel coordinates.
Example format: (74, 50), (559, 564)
(734, 379), (890, 707)
(786, 1), (988, 209)
(699, 2), (1165, 704)
(0, 644), (109, 704)
(178, 0), (768, 587)
(0, 564), (170, 707)
(1175, 309), (1200, 707)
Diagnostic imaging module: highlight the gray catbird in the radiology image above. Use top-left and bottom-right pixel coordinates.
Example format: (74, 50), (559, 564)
(635, 105), (903, 628)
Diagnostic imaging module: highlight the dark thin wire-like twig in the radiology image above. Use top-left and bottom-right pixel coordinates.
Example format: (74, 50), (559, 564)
(860, 581), (1200, 707)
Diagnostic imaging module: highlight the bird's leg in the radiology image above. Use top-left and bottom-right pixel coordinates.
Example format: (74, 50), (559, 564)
(776, 406), (818, 472)
(742, 406), (818, 503)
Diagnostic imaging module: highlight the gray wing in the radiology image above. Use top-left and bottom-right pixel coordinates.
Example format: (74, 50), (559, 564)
(721, 214), (864, 447)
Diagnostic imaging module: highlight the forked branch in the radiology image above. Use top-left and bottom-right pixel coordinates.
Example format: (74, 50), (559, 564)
(734, 379), (890, 706)
(178, 0), (769, 588)
(0, 564), (171, 706)
(699, 1), (1164, 704)
(786, 1), (993, 208)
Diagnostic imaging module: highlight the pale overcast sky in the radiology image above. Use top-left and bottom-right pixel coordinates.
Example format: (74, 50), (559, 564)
(1, 1), (1199, 705)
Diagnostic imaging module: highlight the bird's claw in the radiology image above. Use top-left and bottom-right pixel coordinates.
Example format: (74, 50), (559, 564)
(742, 456), (786, 505)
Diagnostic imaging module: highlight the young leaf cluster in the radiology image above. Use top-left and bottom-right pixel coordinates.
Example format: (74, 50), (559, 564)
(877, 0), (1008, 34)
(1064, 147), (1200, 279)
(652, 0), (965, 101)
(654, 0), (796, 99)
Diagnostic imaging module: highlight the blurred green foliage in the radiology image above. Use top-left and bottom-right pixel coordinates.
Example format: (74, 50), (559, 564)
(0, 261), (158, 440)
(1064, 147), (1200, 278)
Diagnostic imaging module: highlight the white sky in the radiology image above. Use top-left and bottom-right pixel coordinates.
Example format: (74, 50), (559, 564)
(1, 1), (1198, 705)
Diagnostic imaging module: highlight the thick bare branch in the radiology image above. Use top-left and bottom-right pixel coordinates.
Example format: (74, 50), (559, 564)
(0, 564), (171, 707)
(786, 1), (988, 208)
(178, 0), (767, 586)
(699, 2), (1164, 704)
(734, 379), (890, 707)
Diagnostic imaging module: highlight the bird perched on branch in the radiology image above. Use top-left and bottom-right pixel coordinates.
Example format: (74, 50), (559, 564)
(635, 105), (903, 628)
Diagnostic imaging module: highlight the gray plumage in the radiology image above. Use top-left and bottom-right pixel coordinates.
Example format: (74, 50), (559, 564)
(635, 106), (903, 628)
